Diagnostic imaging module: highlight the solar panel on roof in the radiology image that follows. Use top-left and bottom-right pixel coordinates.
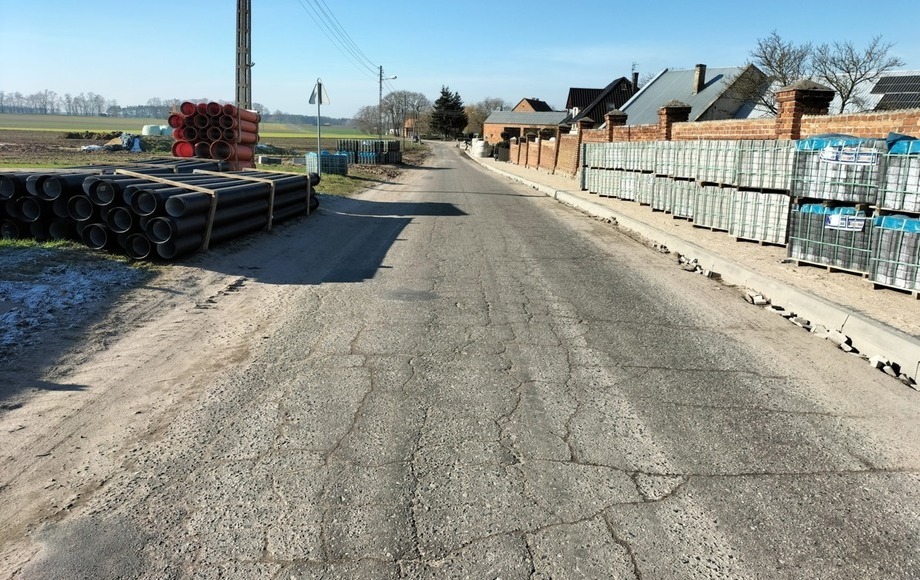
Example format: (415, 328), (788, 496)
(870, 75), (920, 94)
(875, 93), (920, 110)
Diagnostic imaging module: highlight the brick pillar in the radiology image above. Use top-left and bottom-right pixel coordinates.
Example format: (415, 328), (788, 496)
(535, 134), (542, 168)
(775, 80), (835, 140)
(605, 109), (627, 142)
(658, 100), (691, 141)
(574, 118), (593, 174)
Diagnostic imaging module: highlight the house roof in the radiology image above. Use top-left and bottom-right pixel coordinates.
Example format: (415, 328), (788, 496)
(513, 98), (554, 112)
(570, 77), (636, 126)
(566, 88), (604, 110)
(484, 111), (571, 126)
(620, 65), (753, 125)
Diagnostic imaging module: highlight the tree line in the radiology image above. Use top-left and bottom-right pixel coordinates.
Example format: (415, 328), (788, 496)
(0, 90), (350, 125)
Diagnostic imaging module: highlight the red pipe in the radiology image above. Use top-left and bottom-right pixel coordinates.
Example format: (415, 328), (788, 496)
(206, 126), (224, 142)
(168, 113), (185, 128)
(237, 131), (258, 144)
(194, 142), (212, 158)
(193, 114), (210, 129)
(196, 102), (208, 115)
(172, 141), (194, 157)
(210, 141), (253, 161)
(172, 128), (184, 140)
(180, 101), (197, 116)
(206, 101), (223, 116)
(218, 115), (258, 133)
(222, 104), (260, 123)
(181, 126), (198, 141)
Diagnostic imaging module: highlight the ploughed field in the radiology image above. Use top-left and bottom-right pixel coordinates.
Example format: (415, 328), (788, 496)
(0, 129), (151, 168)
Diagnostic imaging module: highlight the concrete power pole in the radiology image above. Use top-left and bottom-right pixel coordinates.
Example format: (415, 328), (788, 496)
(236, 0), (252, 109)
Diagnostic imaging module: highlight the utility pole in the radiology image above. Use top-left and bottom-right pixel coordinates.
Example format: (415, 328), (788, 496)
(378, 65), (396, 137)
(236, 0), (252, 109)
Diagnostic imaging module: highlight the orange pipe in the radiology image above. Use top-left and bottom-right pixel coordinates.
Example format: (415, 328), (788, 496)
(172, 141), (194, 157)
(221, 104), (261, 123)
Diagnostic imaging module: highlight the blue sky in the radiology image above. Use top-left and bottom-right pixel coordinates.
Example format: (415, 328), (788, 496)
(1, 0), (918, 118)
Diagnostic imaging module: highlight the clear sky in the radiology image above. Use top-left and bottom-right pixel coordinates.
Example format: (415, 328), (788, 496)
(1, 0), (918, 119)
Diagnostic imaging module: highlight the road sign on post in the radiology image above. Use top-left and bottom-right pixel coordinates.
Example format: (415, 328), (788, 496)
(309, 79), (330, 176)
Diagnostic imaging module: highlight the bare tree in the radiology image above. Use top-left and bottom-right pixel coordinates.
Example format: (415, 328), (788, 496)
(732, 31), (813, 116)
(465, 97), (511, 137)
(812, 35), (905, 113)
(381, 91), (430, 137)
(352, 105), (379, 135)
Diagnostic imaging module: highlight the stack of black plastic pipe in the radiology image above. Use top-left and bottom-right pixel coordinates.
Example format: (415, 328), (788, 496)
(1, 159), (319, 261)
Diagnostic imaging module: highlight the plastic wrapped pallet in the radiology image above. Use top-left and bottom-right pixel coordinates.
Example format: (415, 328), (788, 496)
(635, 174), (657, 205)
(696, 140), (740, 185)
(694, 185), (735, 231)
(729, 190), (790, 245)
(651, 176), (673, 212)
(791, 137), (885, 203)
(737, 140), (795, 191)
(617, 171), (639, 201)
(787, 204), (873, 273)
(879, 140), (920, 213)
(870, 215), (920, 292)
(671, 179), (697, 220)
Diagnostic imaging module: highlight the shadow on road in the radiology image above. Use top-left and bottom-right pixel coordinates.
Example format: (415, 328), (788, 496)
(190, 195), (467, 286)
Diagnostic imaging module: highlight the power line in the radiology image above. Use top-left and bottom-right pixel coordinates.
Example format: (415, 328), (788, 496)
(294, 0), (378, 79)
(312, 0), (378, 71)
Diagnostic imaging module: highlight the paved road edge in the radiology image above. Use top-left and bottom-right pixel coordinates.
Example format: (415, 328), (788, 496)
(472, 157), (920, 384)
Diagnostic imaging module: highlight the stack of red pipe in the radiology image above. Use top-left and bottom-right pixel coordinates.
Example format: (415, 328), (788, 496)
(168, 101), (260, 170)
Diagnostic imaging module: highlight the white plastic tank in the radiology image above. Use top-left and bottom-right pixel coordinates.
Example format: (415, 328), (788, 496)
(469, 139), (492, 158)
(141, 124), (159, 136)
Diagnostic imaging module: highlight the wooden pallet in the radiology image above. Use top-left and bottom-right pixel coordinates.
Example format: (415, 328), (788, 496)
(793, 258), (869, 277)
(869, 279), (920, 299)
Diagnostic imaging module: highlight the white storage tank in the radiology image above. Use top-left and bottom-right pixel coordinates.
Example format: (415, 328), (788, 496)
(469, 139), (492, 158)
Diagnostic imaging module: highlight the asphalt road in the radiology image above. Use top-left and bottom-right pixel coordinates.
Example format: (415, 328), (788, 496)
(12, 142), (920, 579)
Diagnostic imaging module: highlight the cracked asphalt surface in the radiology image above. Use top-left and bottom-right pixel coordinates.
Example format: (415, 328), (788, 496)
(5, 142), (920, 578)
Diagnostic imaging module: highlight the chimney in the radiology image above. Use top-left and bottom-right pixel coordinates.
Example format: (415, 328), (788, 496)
(632, 71), (640, 90)
(693, 64), (707, 94)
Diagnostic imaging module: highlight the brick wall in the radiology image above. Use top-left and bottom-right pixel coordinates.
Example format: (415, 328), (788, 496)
(581, 129), (608, 143)
(801, 109), (920, 138)
(539, 141), (556, 172)
(669, 118), (778, 141)
(526, 140), (541, 168)
(610, 124), (659, 142)
(556, 134), (580, 176)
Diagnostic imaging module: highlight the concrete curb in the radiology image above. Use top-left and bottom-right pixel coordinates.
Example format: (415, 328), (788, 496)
(475, 159), (920, 383)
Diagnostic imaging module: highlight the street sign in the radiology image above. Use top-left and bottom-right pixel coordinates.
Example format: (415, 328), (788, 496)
(309, 81), (330, 105)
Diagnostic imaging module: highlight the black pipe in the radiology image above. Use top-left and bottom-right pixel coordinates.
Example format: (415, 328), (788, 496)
(123, 233), (152, 260)
(67, 194), (97, 222)
(29, 220), (51, 241)
(146, 197), (271, 243)
(0, 172), (31, 200)
(1, 219), (25, 239)
(104, 206), (134, 234)
(132, 178), (242, 217)
(51, 196), (71, 218)
(80, 223), (109, 250)
(41, 173), (99, 201)
(25, 174), (51, 197)
(121, 176), (232, 209)
(156, 213), (270, 259)
(48, 219), (76, 241)
(16, 196), (43, 222)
